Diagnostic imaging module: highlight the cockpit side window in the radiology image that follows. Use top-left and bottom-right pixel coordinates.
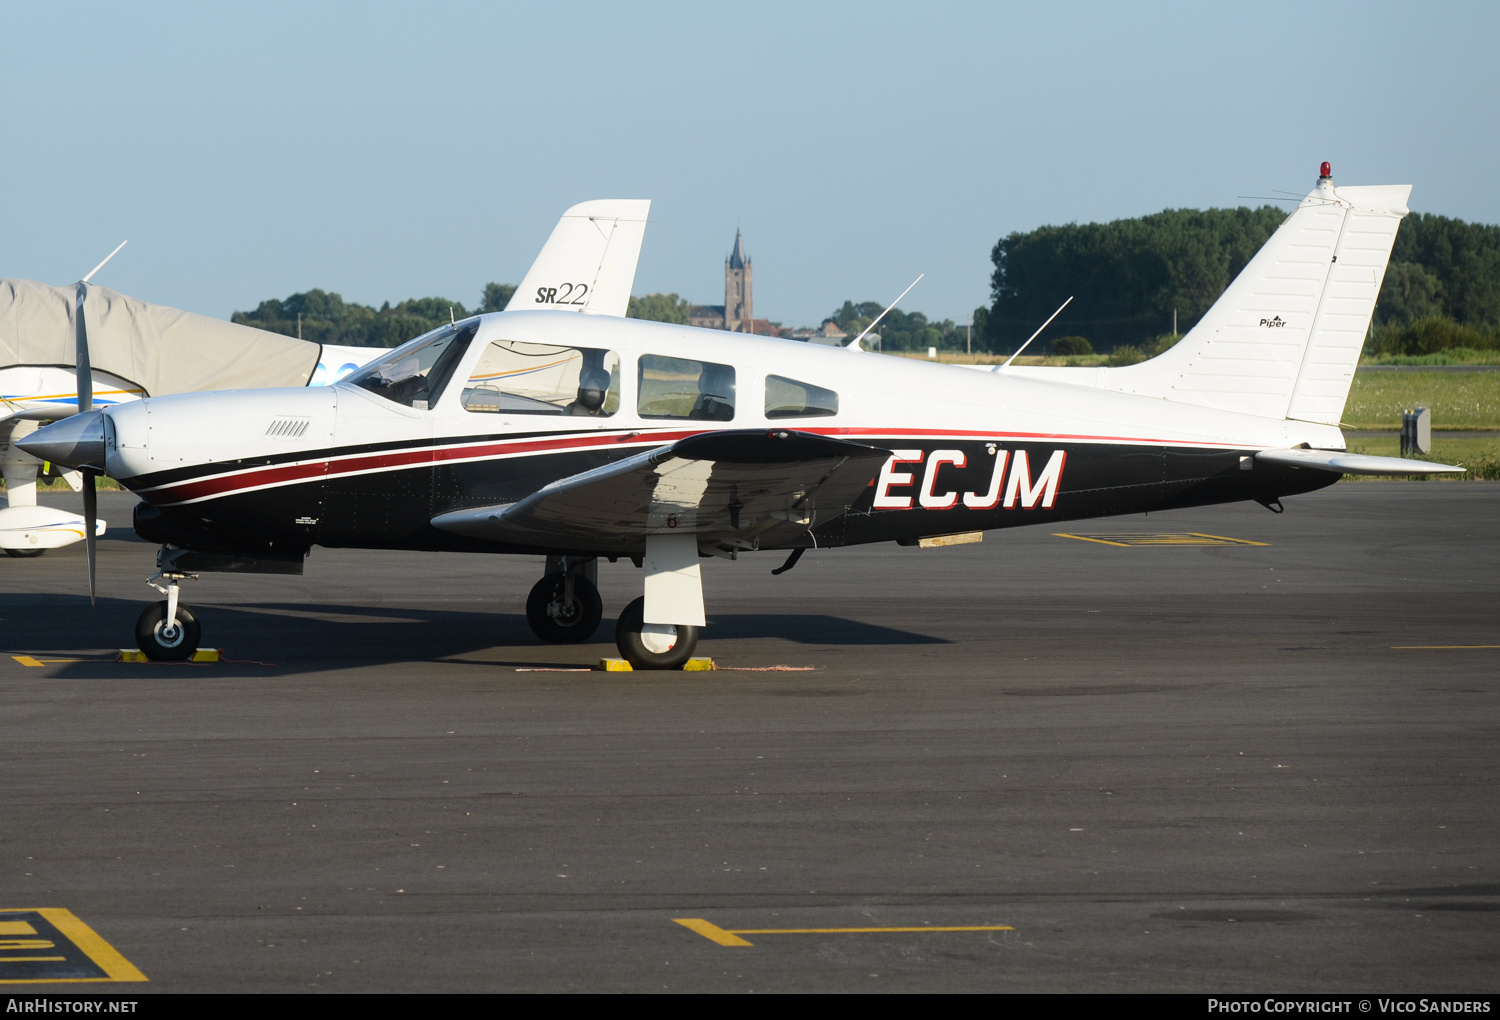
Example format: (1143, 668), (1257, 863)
(638, 355), (735, 421)
(344, 322), (478, 409)
(765, 375), (838, 419)
(462, 341), (620, 417)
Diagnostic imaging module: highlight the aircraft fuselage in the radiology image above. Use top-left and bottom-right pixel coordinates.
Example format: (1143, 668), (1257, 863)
(103, 311), (1339, 560)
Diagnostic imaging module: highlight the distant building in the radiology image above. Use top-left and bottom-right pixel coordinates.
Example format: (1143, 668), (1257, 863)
(789, 320), (847, 345)
(689, 230), (757, 333)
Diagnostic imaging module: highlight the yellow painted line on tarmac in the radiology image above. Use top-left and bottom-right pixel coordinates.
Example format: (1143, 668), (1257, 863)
(1392, 645), (1500, 650)
(675, 917), (1014, 947)
(0, 909), (147, 983)
(674, 919), (753, 946)
(11, 656), (80, 667)
(1055, 532), (1268, 547)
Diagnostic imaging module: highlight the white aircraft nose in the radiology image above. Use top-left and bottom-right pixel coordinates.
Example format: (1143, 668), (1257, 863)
(16, 410), (108, 471)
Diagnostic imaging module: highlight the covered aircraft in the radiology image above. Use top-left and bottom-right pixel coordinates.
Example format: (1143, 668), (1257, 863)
(22, 169), (1462, 667)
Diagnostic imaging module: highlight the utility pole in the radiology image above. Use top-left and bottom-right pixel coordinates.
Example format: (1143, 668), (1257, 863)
(967, 313), (972, 356)
(297, 312), (302, 340)
(1172, 307), (1177, 336)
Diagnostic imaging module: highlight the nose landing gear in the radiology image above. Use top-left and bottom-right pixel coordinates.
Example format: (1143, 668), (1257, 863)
(137, 571), (201, 661)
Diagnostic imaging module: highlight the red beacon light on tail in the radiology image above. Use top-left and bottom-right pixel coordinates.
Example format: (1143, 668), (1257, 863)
(1320, 161), (1332, 179)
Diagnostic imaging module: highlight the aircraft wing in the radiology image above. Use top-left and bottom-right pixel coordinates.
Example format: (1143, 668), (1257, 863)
(508, 200), (651, 318)
(431, 429), (890, 552)
(1255, 448), (1464, 475)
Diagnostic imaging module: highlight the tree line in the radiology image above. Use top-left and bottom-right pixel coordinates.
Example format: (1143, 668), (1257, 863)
(232, 284), (516, 347)
(235, 206), (1498, 359)
(984, 206), (1500, 356)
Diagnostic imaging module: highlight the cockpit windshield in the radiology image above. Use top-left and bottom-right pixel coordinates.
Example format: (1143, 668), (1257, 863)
(342, 321), (478, 409)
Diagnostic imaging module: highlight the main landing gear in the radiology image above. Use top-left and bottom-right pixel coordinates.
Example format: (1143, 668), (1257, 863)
(524, 543), (704, 668)
(525, 556), (603, 644)
(136, 571), (201, 661)
(614, 596), (698, 670)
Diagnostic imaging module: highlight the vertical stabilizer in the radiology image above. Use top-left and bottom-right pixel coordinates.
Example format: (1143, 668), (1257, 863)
(509, 200), (651, 318)
(1093, 168), (1409, 423)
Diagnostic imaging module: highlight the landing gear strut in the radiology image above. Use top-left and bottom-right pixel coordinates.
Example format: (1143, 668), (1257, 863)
(525, 556), (603, 643)
(136, 571), (201, 661)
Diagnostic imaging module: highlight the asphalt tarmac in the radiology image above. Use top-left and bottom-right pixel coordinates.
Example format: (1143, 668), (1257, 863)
(2, 483), (1497, 993)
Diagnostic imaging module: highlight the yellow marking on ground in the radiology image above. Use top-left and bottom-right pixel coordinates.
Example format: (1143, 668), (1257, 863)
(0, 909), (146, 983)
(1392, 645), (1500, 650)
(673, 918), (752, 946)
(675, 918), (1014, 946)
(0, 958), (67, 963)
(1055, 532), (1268, 547)
(734, 925), (1015, 934)
(11, 656), (80, 667)
(1053, 534), (1131, 547)
(0, 923), (37, 936)
(1187, 533), (1270, 546)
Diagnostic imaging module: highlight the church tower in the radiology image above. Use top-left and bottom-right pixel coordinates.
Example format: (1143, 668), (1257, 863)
(725, 229), (752, 332)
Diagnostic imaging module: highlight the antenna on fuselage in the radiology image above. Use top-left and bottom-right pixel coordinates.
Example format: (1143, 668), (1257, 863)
(847, 274), (924, 351)
(1000, 295), (1073, 370)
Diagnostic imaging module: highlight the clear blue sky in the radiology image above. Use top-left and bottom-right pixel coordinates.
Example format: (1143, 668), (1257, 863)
(4, 1), (1496, 329)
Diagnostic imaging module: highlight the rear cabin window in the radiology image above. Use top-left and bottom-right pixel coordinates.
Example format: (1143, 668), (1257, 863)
(637, 355), (735, 421)
(462, 341), (620, 417)
(765, 375), (838, 419)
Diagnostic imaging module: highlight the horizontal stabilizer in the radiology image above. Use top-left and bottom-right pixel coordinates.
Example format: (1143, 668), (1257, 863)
(431, 429), (890, 553)
(1255, 448), (1464, 475)
(508, 200), (651, 318)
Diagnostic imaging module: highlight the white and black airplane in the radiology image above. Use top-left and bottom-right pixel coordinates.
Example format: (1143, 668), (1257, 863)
(22, 166), (1462, 667)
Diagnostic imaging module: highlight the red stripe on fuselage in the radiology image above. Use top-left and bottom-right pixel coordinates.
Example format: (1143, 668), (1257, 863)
(136, 424), (1250, 506)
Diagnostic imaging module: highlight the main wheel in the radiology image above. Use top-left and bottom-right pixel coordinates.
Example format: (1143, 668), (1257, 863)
(4, 547), (46, 558)
(525, 573), (603, 643)
(135, 601), (202, 661)
(614, 596), (698, 670)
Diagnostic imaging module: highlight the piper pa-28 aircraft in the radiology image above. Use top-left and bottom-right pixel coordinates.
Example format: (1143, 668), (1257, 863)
(22, 166), (1462, 667)
(0, 200), (651, 558)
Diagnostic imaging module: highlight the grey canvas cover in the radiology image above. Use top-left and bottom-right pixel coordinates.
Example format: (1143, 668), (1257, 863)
(0, 278), (320, 396)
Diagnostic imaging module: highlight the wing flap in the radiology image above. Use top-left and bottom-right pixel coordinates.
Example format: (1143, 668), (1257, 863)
(431, 429), (890, 551)
(1256, 448), (1464, 475)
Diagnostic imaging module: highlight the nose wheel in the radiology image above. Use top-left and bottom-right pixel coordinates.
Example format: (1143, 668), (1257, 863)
(614, 596), (698, 669)
(137, 570), (202, 661)
(136, 601), (202, 661)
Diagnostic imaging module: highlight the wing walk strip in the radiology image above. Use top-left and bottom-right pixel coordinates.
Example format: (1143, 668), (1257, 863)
(134, 425), (1268, 506)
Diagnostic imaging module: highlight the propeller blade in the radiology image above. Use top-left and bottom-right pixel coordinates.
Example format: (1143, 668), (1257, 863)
(75, 282), (93, 415)
(82, 471), (98, 606)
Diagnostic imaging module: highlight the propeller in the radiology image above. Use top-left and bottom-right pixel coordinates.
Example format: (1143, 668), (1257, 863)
(76, 280), (97, 604)
(75, 240), (125, 606)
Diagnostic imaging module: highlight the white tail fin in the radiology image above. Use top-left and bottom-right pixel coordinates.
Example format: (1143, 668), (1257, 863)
(509, 200), (650, 317)
(1056, 174), (1410, 423)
